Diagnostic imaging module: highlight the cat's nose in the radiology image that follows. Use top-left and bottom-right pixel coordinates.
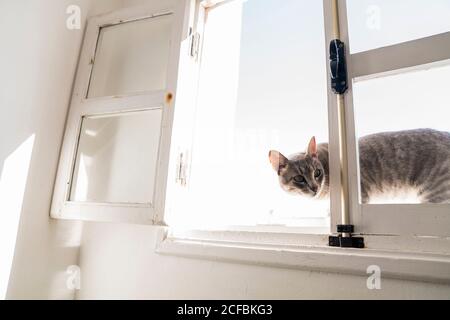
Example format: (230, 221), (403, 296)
(311, 186), (318, 193)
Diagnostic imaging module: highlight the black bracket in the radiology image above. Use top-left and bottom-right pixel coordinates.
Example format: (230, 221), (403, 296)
(329, 224), (365, 248)
(337, 224), (354, 233)
(329, 39), (348, 95)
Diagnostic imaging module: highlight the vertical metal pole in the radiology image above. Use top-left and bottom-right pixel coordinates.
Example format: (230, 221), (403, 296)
(331, 0), (351, 236)
(331, 0), (340, 39)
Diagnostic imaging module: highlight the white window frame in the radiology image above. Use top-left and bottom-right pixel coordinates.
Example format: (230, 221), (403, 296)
(50, 0), (193, 224)
(336, 0), (450, 237)
(157, 0), (450, 284)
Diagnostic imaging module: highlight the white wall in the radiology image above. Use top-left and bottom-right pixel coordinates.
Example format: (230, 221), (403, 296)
(78, 222), (450, 299)
(0, 0), (125, 299)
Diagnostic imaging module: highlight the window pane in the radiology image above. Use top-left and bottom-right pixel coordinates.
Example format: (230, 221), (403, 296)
(353, 64), (450, 204)
(70, 110), (162, 203)
(88, 15), (172, 98)
(347, 0), (450, 53)
(168, 0), (329, 230)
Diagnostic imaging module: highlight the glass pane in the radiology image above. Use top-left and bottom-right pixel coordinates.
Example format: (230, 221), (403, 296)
(353, 64), (450, 204)
(168, 0), (330, 230)
(70, 110), (162, 203)
(347, 0), (450, 53)
(88, 15), (172, 98)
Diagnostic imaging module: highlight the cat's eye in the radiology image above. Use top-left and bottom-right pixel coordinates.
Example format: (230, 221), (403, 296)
(314, 169), (322, 178)
(293, 175), (306, 184)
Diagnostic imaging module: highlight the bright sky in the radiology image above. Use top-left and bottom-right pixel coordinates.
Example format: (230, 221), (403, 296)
(347, 0), (450, 53)
(347, 0), (450, 136)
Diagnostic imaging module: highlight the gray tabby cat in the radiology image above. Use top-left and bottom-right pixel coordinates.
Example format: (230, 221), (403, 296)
(269, 129), (450, 204)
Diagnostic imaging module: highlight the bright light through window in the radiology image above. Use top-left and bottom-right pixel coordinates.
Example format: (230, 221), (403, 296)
(168, 0), (329, 231)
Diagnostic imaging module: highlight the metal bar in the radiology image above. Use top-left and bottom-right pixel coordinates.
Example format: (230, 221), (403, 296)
(331, 0), (340, 38)
(337, 95), (350, 229)
(331, 0), (351, 237)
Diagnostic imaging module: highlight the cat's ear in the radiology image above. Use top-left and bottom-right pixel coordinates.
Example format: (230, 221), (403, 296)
(307, 136), (317, 157)
(269, 150), (288, 174)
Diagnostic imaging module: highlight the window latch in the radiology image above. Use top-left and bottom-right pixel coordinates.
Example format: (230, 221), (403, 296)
(329, 39), (348, 95)
(175, 150), (189, 186)
(329, 225), (365, 248)
(189, 32), (201, 60)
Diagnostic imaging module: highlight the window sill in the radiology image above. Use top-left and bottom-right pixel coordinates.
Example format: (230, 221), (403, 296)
(155, 228), (450, 284)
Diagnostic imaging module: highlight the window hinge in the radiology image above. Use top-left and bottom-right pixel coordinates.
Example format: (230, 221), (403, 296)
(175, 150), (189, 186)
(189, 32), (201, 60)
(329, 225), (365, 248)
(329, 39), (348, 95)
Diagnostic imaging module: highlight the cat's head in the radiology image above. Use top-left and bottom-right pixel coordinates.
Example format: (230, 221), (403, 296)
(269, 137), (326, 198)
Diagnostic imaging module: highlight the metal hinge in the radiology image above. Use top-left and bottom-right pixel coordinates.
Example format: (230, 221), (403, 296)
(329, 225), (365, 248)
(175, 150), (189, 186)
(189, 31), (201, 60)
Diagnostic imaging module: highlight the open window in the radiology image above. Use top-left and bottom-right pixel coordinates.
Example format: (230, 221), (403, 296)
(164, 0), (450, 262)
(51, 1), (192, 224)
(166, 0), (331, 233)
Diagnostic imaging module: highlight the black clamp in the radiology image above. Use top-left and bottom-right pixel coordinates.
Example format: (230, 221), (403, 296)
(329, 39), (348, 95)
(337, 224), (354, 233)
(329, 224), (364, 248)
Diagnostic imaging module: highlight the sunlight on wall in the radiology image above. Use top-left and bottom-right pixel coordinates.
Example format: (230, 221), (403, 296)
(0, 135), (35, 299)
